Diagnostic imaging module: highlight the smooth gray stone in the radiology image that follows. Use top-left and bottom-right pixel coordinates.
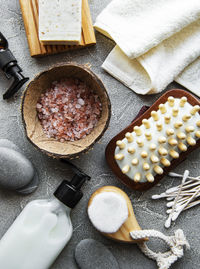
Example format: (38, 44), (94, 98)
(0, 146), (38, 194)
(0, 139), (21, 152)
(75, 239), (120, 269)
(15, 170), (39, 195)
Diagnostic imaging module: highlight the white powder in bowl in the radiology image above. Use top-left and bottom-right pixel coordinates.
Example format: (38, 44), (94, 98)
(88, 192), (128, 233)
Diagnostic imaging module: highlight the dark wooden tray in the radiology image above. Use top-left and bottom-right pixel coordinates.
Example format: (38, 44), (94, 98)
(105, 89), (200, 191)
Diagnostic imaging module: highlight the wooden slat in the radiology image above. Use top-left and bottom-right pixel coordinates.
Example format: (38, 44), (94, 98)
(19, 0), (96, 57)
(30, 0), (46, 54)
(82, 0), (96, 44)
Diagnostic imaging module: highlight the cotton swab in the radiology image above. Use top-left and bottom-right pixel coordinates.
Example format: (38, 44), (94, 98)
(167, 191), (200, 211)
(166, 190), (200, 207)
(152, 189), (197, 200)
(167, 199), (200, 214)
(166, 181), (200, 194)
(152, 170), (200, 228)
(165, 170), (189, 228)
(168, 172), (200, 181)
(171, 187), (200, 221)
(166, 191), (200, 207)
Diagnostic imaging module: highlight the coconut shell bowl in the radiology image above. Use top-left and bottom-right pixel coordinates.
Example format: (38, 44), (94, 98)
(22, 63), (111, 159)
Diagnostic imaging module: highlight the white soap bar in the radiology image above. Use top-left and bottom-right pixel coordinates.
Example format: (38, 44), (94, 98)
(39, 0), (82, 45)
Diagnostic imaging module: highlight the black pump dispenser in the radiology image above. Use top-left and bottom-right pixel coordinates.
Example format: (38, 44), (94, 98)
(0, 32), (29, 99)
(54, 159), (91, 208)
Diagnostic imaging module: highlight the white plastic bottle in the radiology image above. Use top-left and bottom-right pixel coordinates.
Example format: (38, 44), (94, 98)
(0, 167), (90, 269)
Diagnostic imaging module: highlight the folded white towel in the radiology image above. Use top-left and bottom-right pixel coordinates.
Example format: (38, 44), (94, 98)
(95, 0), (200, 59)
(102, 19), (200, 95)
(175, 58), (200, 97)
(95, 0), (200, 96)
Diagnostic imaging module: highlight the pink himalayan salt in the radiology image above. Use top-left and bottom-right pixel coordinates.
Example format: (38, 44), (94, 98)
(36, 78), (102, 142)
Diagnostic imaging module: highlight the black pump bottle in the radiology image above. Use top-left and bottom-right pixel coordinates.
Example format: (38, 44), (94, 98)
(0, 32), (29, 99)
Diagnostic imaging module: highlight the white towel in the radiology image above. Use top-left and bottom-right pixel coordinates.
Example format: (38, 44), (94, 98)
(95, 0), (200, 96)
(102, 19), (200, 95)
(176, 58), (200, 97)
(95, 0), (200, 59)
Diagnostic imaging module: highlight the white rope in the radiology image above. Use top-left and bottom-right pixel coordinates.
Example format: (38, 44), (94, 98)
(130, 229), (190, 269)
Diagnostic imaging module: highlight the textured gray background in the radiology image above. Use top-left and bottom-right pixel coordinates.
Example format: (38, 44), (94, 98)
(0, 0), (200, 268)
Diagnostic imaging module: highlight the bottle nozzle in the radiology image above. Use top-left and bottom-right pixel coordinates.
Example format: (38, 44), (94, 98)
(54, 159), (90, 208)
(3, 65), (29, 99)
(61, 159), (91, 187)
(0, 32), (29, 99)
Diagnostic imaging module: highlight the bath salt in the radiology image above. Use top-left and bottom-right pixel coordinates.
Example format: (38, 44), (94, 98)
(36, 78), (102, 142)
(88, 192), (128, 233)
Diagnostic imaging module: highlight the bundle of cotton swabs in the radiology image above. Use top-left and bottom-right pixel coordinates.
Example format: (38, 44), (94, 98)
(152, 170), (200, 228)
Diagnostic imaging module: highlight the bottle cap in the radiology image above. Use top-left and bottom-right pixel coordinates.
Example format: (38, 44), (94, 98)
(54, 160), (90, 208)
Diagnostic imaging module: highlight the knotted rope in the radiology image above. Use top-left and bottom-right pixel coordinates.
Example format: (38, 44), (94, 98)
(130, 229), (190, 269)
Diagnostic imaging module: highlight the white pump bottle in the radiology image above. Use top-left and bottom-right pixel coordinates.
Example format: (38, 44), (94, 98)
(0, 161), (90, 269)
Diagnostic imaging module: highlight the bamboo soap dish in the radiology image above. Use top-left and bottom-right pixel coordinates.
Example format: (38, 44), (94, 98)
(19, 0), (96, 57)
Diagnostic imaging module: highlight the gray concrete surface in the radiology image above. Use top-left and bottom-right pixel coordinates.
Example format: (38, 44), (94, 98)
(0, 0), (199, 268)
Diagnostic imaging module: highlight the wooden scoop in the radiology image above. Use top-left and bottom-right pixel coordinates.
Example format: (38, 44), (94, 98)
(88, 186), (147, 243)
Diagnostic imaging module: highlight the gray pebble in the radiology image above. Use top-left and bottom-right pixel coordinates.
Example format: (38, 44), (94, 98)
(0, 141), (39, 194)
(0, 139), (21, 152)
(75, 239), (120, 269)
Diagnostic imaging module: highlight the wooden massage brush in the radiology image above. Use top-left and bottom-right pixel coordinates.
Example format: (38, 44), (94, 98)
(106, 89), (200, 191)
